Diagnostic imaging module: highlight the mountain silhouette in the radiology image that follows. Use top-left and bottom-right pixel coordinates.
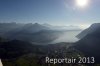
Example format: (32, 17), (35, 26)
(77, 23), (100, 39)
(75, 23), (100, 63)
(0, 40), (34, 59)
(0, 39), (46, 59)
(0, 23), (61, 43)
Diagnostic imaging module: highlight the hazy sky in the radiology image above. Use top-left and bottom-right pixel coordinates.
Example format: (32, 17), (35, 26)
(0, 0), (100, 27)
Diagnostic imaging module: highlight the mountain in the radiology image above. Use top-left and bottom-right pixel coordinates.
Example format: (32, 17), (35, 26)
(0, 23), (24, 37)
(0, 40), (32, 59)
(43, 23), (81, 31)
(2, 23), (50, 37)
(42, 23), (52, 28)
(3, 30), (64, 44)
(0, 40), (42, 59)
(19, 23), (50, 33)
(0, 23), (82, 44)
(0, 39), (72, 59)
(0, 39), (85, 66)
(74, 23), (100, 63)
(77, 23), (100, 39)
(0, 23), (59, 43)
(0, 37), (6, 42)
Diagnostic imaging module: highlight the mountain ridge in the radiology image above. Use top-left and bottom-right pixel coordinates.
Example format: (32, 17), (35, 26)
(75, 23), (100, 63)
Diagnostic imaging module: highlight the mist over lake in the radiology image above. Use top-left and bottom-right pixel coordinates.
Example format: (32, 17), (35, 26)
(52, 30), (81, 43)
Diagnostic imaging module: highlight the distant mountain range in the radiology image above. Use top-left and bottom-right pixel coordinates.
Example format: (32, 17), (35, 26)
(0, 23), (81, 44)
(75, 23), (100, 63)
(43, 23), (81, 30)
(0, 23), (60, 43)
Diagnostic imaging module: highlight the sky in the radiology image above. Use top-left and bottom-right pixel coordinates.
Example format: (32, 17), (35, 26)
(0, 0), (100, 28)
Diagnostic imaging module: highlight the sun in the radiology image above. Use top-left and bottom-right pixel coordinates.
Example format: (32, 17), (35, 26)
(76, 0), (89, 7)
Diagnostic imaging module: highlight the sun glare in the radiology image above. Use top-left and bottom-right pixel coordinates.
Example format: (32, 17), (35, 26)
(76, 0), (89, 7)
